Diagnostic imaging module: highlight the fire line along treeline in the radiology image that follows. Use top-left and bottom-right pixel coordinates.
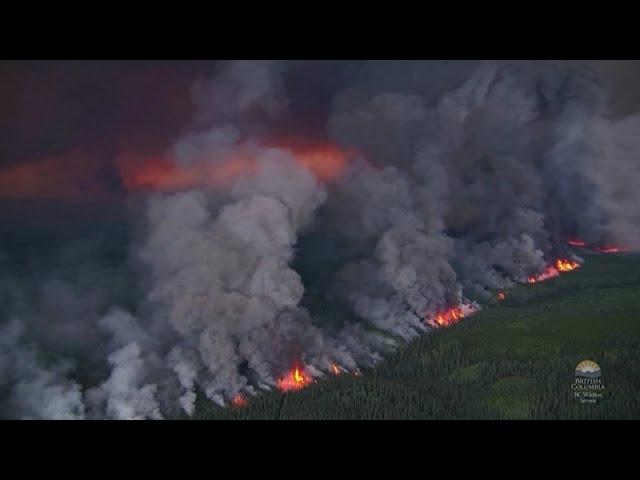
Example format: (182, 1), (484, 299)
(1, 60), (639, 419)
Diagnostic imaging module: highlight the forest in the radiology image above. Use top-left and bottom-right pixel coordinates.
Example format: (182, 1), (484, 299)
(185, 252), (640, 420)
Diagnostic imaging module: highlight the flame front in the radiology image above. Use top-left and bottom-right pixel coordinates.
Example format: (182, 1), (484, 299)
(567, 238), (628, 253)
(527, 258), (581, 283)
(329, 363), (341, 375)
(527, 264), (558, 283)
(277, 366), (313, 392)
(431, 306), (465, 327)
(496, 291), (507, 301)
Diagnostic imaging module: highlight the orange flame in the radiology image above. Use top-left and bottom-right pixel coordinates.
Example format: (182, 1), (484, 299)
(527, 258), (581, 283)
(555, 258), (580, 272)
(276, 366), (313, 392)
(527, 265), (559, 283)
(430, 306), (465, 328)
(329, 363), (341, 375)
(231, 394), (248, 408)
(496, 291), (507, 301)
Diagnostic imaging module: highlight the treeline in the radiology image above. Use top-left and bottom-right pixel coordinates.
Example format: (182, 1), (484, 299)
(185, 253), (640, 420)
(189, 334), (640, 420)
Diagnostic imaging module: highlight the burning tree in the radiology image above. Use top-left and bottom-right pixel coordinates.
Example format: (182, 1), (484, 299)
(276, 366), (314, 392)
(427, 303), (479, 328)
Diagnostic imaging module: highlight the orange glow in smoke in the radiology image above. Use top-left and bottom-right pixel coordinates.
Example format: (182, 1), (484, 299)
(0, 149), (112, 199)
(117, 153), (258, 192)
(117, 142), (353, 193)
(231, 394), (248, 408)
(496, 291), (507, 301)
(276, 366), (313, 392)
(0, 139), (355, 200)
(329, 363), (341, 375)
(294, 144), (353, 182)
(567, 238), (587, 247)
(594, 245), (627, 253)
(566, 238), (629, 253)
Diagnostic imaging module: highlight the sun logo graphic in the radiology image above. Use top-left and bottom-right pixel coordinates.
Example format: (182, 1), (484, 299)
(575, 360), (601, 379)
(571, 360), (605, 404)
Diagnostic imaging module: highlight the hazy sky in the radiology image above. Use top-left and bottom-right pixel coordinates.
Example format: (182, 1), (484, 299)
(1, 60), (638, 204)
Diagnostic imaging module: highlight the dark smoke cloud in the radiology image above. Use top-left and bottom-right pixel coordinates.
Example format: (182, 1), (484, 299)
(1, 60), (639, 418)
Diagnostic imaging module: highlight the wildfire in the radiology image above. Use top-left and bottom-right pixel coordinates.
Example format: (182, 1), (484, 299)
(567, 238), (629, 253)
(231, 394), (248, 408)
(527, 265), (558, 283)
(276, 366), (314, 392)
(430, 306), (465, 328)
(329, 363), (341, 375)
(427, 302), (479, 328)
(496, 291), (507, 301)
(594, 245), (627, 253)
(555, 258), (580, 272)
(527, 258), (580, 283)
(567, 238), (587, 247)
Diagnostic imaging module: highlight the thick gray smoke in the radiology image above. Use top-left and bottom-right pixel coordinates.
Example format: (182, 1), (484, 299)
(326, 62), (639, 310)
(0, 319), (85, 419)
(1, 60), (639, 418)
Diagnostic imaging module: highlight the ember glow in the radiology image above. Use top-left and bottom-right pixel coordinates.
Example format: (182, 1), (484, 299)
(496, 291), (507, 301)
(567, 238), (587, 247)
(329, 363), (341, 375)
(566, 238), (629, 253)
(231, 394), (248, 408)
(276, 366), (314, 392)
(594, 245), (628, 253)
(527, 258), (581, 283)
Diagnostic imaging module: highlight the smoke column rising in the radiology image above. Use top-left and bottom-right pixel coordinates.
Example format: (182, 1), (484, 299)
(1, 60), (639, 418)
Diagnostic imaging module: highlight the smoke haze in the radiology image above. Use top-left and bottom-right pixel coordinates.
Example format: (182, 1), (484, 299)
(1, 60), (639, 418)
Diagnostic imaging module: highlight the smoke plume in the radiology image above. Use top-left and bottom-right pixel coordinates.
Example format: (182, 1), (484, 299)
(1, 60), (639, 418)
